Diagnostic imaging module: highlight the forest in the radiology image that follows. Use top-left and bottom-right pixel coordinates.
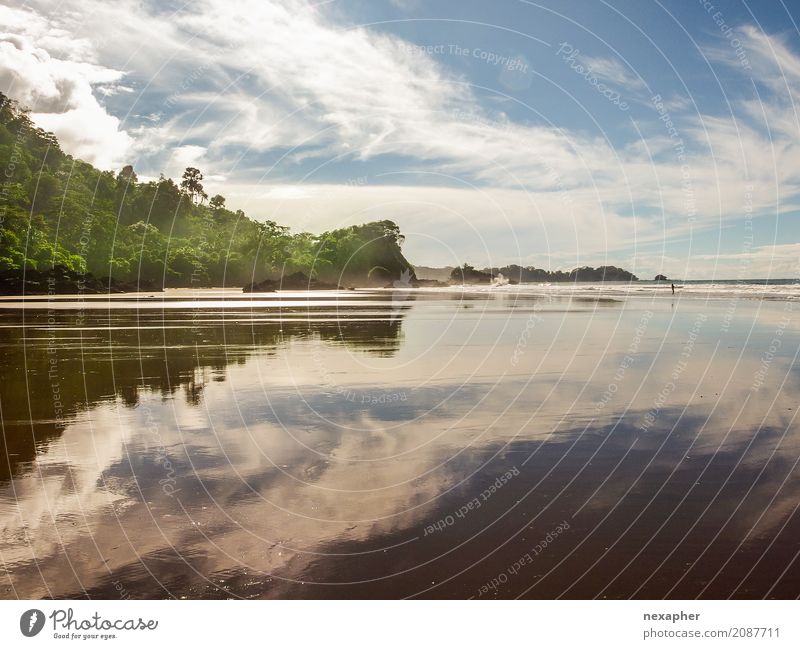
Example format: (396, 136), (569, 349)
(450, 263), (639, 284)
(0, 92), (413, 290)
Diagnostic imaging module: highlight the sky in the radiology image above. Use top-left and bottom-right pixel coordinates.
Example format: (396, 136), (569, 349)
(2, 0), (800, 278)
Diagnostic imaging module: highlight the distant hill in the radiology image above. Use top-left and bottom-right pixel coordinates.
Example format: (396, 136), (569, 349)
(486, 264), (638, 283)
(443, 263), (639, 284)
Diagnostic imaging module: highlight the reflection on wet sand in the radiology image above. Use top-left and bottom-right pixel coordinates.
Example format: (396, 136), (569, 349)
(0, 292), (409, 481)
(1, 289), (799, 598)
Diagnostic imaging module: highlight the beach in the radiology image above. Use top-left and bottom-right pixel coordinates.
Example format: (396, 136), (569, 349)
(1, 284), (799, 598)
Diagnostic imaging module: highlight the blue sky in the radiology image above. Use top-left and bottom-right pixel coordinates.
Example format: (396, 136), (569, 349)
(3, 0), (800, 278)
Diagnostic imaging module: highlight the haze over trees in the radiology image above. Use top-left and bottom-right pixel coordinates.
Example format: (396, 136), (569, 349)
(0, 92), (413, 289)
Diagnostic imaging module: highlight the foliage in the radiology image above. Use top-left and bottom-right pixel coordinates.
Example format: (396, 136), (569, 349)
(180, 167), (206, 204)
(484, 264), (639, 282)
(0, 92), (413, 288)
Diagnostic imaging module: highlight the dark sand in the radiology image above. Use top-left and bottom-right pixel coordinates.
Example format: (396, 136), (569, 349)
(1, 286), (798, 598)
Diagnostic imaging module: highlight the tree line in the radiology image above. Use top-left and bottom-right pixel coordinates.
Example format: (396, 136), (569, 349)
(0, 92), (412, 289)
(451, 263), (638, 283)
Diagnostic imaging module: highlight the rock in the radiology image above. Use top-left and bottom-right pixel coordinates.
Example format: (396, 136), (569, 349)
(381, 278), (448, 288)
(243, 272), (343, 292)
(413, 279), (449, 287)
(0, 266), (161, 295)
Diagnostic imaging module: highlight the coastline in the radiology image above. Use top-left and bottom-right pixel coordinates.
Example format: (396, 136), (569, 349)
(2, 279), (798, 302)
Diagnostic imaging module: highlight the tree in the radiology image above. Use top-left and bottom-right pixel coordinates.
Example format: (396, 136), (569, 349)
(118, 165), (138, 184)
(379, 220), (405, 245)
(27, 174), (59, 213)
(180, 167), (205, 204)
(0, 90), (424, 289)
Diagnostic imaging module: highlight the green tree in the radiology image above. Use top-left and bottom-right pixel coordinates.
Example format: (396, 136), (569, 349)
(27, 174), (59, 213)
(180, 167), (206, 204)
(118, 165), (137, 184)
(0, 90), (420, 290)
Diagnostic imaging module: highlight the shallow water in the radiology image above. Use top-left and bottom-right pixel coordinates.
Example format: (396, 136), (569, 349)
(1, 287), (799, 598)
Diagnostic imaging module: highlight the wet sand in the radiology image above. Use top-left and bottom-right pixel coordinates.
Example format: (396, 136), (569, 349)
(1, 287), (799, 598)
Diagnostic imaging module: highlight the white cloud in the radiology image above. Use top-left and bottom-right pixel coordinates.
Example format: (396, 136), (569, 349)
(167, 144), (207, 174)
(121, 1), (800, 251)
(690, 243), (800, 279)
(0, 5), (132, 169)
(582, 55), (647, 91)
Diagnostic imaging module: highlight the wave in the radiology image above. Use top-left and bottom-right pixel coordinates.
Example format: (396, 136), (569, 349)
(451, 280), (800, 301)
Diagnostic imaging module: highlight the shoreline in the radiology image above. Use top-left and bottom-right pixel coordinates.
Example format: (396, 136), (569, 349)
(1, 281), (798, 303)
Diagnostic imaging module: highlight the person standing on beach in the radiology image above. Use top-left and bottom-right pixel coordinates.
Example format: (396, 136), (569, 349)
(671, 283), (675, 295)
